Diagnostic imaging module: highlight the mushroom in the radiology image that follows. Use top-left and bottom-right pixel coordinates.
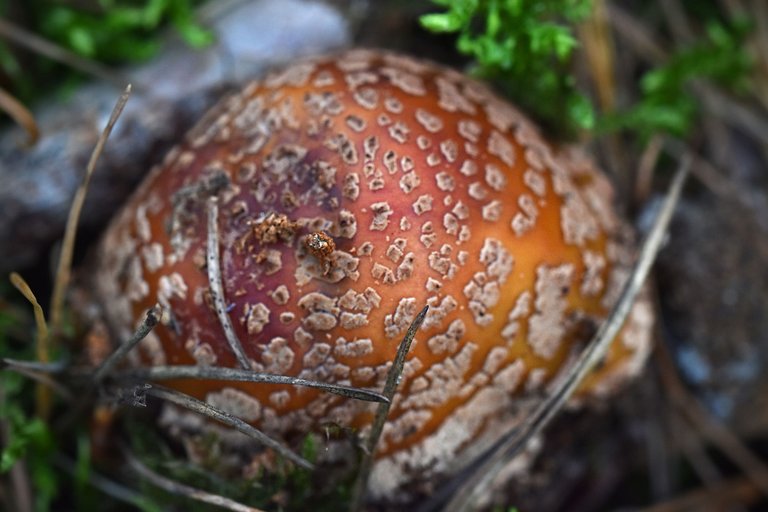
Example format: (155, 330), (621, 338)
(90, 49), (653, 497)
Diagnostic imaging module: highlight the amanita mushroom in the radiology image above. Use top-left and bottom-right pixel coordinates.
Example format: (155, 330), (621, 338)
(91, 49), (652, 496)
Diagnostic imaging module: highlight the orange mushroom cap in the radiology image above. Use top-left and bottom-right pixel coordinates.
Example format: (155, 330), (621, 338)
(92, 49), (652, 495)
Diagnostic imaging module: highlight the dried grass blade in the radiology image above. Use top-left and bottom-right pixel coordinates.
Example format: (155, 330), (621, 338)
(0, 87), (39, 145)
(118, 365), (388, 403)
(9, 272), (51, 417)
(145, 385), (313, 470)
(50, 85), (132, 335)
(348, 305), (429, 512)
(443, 157), (691, 512)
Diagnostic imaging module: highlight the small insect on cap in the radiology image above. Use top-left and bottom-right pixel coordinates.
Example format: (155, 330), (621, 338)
(92, 49), (652, 496)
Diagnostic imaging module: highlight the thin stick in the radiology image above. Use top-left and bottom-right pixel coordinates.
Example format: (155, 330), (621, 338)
(0, 87), (39, 145)
(53, 455), (157, 511)
(118, 365), (388, 403)
(9, 272), (51, 418)
(206, 197), (251, 369)
(50, 85), (132, 335)
(348, 305), (429, 512)
(94, 306), (162, 381)
(0, 358), (66, 373)
(3, 367), (74, 402)
(443, 157), (690, 512)
(123, 448), (264, 512)
(145, 385), (313, 470)
(0, 18), (128, 89)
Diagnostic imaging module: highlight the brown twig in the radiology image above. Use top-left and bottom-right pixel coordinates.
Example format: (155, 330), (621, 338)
(0, 87), (39, 145)
(635, 135), (664, 205)
(443, 155), (690, 512)
(123, 448), (264, 512)
(206, 196), (251, 370)
(49, 84), (132, 336)
(348, 305), (429, 512)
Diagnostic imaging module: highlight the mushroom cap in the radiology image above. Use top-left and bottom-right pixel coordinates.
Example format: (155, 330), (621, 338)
(92, 49), (652, 495)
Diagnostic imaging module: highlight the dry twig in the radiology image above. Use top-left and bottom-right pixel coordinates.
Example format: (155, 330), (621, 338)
(119, 365), (388, 404)
(0, 87), (39, 145)
(94, 306), (162, 381)
(49, 84), (132, 335)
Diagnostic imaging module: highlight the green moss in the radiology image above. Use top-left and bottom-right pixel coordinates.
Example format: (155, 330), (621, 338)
(421, 0), (595, 137)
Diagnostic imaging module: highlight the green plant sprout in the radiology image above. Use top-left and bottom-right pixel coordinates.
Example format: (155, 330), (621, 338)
(421, 0), (595, 135)
(421, 0), (753, 141)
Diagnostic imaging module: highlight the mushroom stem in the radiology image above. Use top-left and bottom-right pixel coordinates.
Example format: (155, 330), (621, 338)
(443, 156), (690, 512)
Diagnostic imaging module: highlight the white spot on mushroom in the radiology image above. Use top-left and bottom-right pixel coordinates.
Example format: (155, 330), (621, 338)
(206, 388), (262, 422)
(412, 194), (434, 215)
(415, 108), (444, 133)
(524, 169), (547, 197)
(399, 172), (421, 194)
(528, 264), (574, 359)
(381, 67), (426, 96)
(370, 202), (394, 231)
(384, 297), (418, 338)
(262, 337), (295, 373)
(487, 130), (515, 166)
(269, 285), (290, 305)
(246, 303), (271, 335)
(484, 164), (507, 192)
(335, 337), (374, 358)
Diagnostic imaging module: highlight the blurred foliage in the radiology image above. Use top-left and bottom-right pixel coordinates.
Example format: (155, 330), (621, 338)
(601, 18), (753, 139)
(127, 419), (354, 511)
(420, 0), (595, 136)
(0, 0), (210, 103)
(420, 0), (754, 141)
(0, 306), (60, 512)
